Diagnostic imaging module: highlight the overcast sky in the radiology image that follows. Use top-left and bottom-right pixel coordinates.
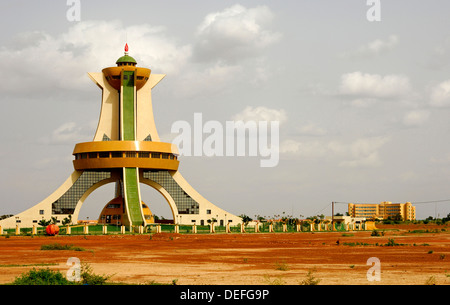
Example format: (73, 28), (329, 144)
(1, 0), (450, 221)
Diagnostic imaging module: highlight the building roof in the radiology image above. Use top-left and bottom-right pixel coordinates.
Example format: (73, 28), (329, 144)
(116, 54), (137, 65)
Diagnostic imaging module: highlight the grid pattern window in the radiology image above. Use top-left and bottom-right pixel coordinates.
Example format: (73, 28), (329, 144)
(125, 152), (136, 158)
(52, 171), (111, 214)
(99, 152), (110, 158)
(107, 203), (121, 209)
(111, 152), (122, 158)
(139, 152), (150, 158)
(142, 170), (200, 215)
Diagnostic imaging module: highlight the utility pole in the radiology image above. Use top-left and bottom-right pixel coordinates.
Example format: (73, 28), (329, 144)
(332, 201), (334, 222)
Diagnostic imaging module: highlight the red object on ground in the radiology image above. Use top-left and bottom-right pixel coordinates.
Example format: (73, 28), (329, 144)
(45, 224), (60, 236)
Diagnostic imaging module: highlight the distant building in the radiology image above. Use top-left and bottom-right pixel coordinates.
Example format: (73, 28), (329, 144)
(348, 202), (416, 221)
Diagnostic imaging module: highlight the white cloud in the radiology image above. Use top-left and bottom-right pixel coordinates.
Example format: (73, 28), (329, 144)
(0, 20), (191, 96)
(339, 136), (390, 168)
(430, 80), (450, 107)
(193, 4), (281, 63)
(40, 121), (94, 145)
(402, 109), (430, 126)
(232, 106), (287, 123)
(174, 62), (243, 98)
(342, 35), (399, 58)
(296, 123), (327, 136)
(339, 72), (411, 99)
(1, 6), (279, 101)
(280, 136), (390, 168)
(364, 35), (399, 54)
(280, 139), (301, 154)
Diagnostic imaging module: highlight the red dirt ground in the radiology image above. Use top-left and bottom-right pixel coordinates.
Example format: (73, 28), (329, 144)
(0, 223), (449, 285)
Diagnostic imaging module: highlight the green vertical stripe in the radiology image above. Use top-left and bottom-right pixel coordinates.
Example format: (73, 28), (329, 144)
(124, 167), (143, 226)
(122, 71), (135, 141)
(122, 71), (142, 225)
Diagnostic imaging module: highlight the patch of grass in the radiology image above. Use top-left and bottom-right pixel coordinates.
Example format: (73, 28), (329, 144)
(342, 238), (410, 247)
(371, 230), (385, 236)
(11, 262), (113, 285)
(40, 243), (87, 252)
(424, 276), (436, 285)
(343, 242), (371, 247)
(79, 263), (112, 285)
(408, 229), (440, 234)
(341, 233), (354, 237)
(274, 261), (289, 271)
(263, 275), (286, 285)
(384, 238), (407, 246)
(299, 269), (321, 285)
(12, 268), (74, 285)
(142, 279), (179, 285)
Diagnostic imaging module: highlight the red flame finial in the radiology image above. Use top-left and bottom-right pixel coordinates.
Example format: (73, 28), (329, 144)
(124, 43), (129, 53)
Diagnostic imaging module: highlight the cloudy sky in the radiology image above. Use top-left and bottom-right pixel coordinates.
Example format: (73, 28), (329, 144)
(1, 0), (450, 221)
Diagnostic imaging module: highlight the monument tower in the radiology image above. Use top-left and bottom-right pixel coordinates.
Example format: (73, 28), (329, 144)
(0, 44), (241, 229)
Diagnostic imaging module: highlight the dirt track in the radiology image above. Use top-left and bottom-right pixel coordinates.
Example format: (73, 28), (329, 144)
(0, 224), (449, 285)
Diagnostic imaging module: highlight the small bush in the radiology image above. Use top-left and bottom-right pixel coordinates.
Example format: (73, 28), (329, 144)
(263, 275), (286, 285)
(371, 230), (385, 236)
(80, 263), (112, 285)
(425, 276), (436, 285)
(275, 261), (289, 271)
(12, 268), (74, 285)
(384, 238), (406, 246)
(300, 269), (321, 285)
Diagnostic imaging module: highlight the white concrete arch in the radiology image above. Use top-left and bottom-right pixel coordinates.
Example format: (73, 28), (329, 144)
(139, 177), (178, 223)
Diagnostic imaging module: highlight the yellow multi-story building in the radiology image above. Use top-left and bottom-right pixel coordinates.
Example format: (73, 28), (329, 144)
(348, 202), (416, 221)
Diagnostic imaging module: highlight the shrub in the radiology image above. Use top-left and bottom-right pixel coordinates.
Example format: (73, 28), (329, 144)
(80, 263), (112, 285)
(300, 269), (321, 285)
(384, 238), (405, 246)
(425, 276), (436, 285)
(12, 268), (74, 285)
(12, 263), (113, 285)
(275, 261), (289, 271)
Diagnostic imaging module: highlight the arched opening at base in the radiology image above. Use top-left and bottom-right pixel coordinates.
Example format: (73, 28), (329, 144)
(77, 183), (116, 223)
(140, 183), (175, 223)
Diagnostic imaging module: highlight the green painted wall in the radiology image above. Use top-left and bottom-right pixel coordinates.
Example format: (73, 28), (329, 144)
(122, 71), (135, 141)
(124, 167), (143, 226)
(121, 71), (143, 226)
